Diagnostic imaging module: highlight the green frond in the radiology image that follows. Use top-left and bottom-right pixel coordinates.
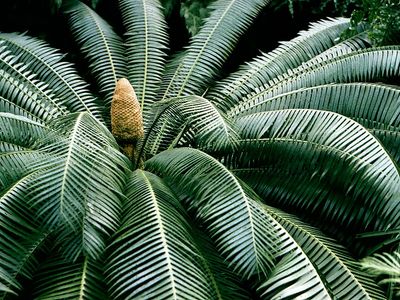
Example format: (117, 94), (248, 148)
(106, 170), (214, 299)
(191, 228), (251, 299)
(0, 142), (25, 153)
(0, 151), (49, 193)
(232, 109), (400, 233)
(208, 17), (365, 111)
(0, 48), (67, 122)
(361, 251), (400, 296)
(141, 95), (239, 157)
(0, 33), (104, 123)
(229, 83), (400, 165)
(65, 1), (127, 107)
(216, 197), (331, 299)
(371, 128), (400, 167)
(0, 113), (50, 148)
(264, 205), (386, 299)
(244, 47), (400, 106)
(0, 231), (49, 298)
(33, 256), (108, 299)
(257, 250), (330, 299)
(119, 0), (168, 118)
(0, 173), (50, 297)
(231, 83), (400, 125)
(27, 113), (128, 260)
(0, 96), (42, 123)
(159, 0), (270, 99)
(146, 147), (278, 278)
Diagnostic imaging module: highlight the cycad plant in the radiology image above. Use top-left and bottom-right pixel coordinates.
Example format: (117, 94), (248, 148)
(0, 0), (399, 299)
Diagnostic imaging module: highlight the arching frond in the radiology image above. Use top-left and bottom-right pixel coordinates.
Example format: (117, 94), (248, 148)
(0, 49), (66, 122)
(371, 128), (400, 166)
(263, 205), (386, 299)
(0, 33), (104, 122)
(0, 113), (50, 148)
(65, 1), (127, 107)
(0, 173), (50, 297)
(0, 232), (49, 298)
(231, 83), (400, 125)
(244, 47), (400, 106)
(232, 109), (400, 234)
(0, 151), (49, 193)
(141, 95), (238, 157)
(238, 199), (332, 299)
(0, 95), (42, 123)
(207, 17), (366, 111)
(229, 83), (400, 165)
(33, 256), (108, 299)
(190, 227), (251, 299)
(159, 0), (270, 99)
(27, 113), (129, 260)
(119, 0), (168, 117)
(106, 170), (213, 299)
(146, 147), (278, 278)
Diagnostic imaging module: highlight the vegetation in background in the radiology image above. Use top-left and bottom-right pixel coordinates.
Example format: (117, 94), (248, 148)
(162, 0), (214, 36)
(345, 0), (400, 45)
(272, 0), (400, 46)
(362, 251), (400, 297)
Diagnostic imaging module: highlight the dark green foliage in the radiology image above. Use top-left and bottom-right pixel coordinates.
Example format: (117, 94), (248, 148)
(269, 0), (400, 46)
(161, 0), (215, 36)
(345, 0), (400, 45)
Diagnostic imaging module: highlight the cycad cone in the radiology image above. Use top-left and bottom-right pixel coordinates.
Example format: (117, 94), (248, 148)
(111, 78), (144, 164)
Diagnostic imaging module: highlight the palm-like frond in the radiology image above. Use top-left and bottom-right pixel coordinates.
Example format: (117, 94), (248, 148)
(207, 17), (365, 111)
(0, 47), (66, 122)
(141, 95), (238, 157)
(27, 113), (128, 260)
(106, 170), (214, 299)
(119, 0), (168, 118)
(231, 109), (400, 243)
(0, 95), (42, 123)
(190, 227), (251, 299)
(146, 147), (278, 278)
(33, 256), (108, 299)
(0, 151), (49, 194)
(238, 194), (333, 299)
(0, 114), (51, 191)
(0, 173), (50, 297)
(65, 1), (127, 107)
(159, 0), (270, 99)
(0, 33), (104, 123)
(241, 47), (400, 109)
(0, 231), (49, 298)
(230, 83), (400, 164)
(264, 205), (386, 299)
(0, 113), (50, 148)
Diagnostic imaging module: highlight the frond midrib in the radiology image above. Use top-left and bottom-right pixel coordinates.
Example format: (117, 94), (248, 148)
(85, 4), (118, 84)
(59, 113), (83, 224)
(139, 170), (178, 300)
(248, 46), (400, 101)
(176, 0), (235, 97)
(239, 137), (393, 177)
(0, 36), (93, 114)
(267, 207), (374, 299)
(0, 52), (66, 114)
